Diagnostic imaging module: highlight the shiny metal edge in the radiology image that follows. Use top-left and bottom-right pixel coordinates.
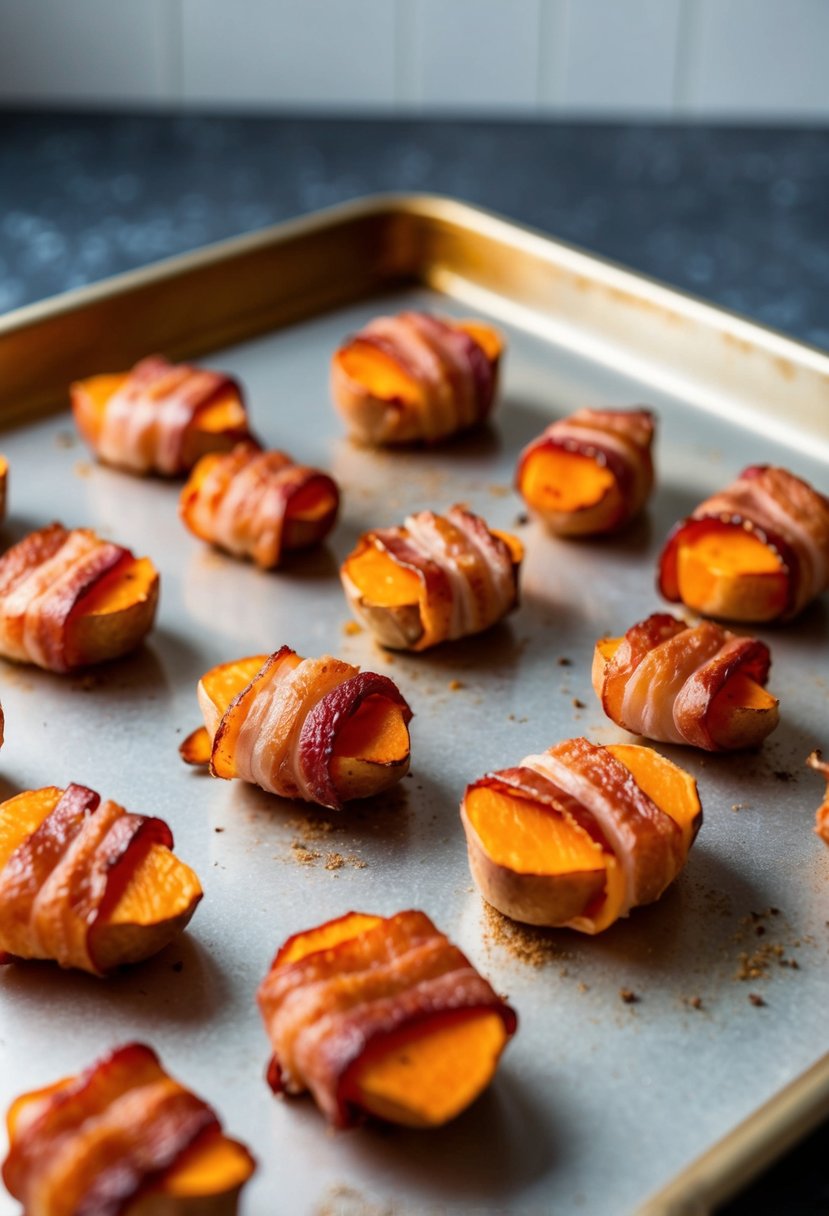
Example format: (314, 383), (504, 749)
(1, 194), (828, 457)
(637, 1051), (829, 1216)
(0, 192), (827, 1211)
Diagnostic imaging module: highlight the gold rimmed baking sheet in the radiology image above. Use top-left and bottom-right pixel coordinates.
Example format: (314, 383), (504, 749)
(0, 195), (827, 1216)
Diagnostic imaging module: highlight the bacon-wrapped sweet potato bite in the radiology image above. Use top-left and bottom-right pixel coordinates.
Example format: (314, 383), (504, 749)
(179, 441), (339, 569)
(71, 354), (253, 476)
(516, 408), (655, 537)
(0, 523), (158, 672)
(257, 910), (516, 1128)
(659, 465), (829, 623)
(3, 1043), (255, 1216)
(331, 311), (502, 445)
(0, 783), (201, 974)
(180, 647), (413, 810)
(341, 505), (522, 651)
(592, 613), (779, 751)
(461, 738), (701, 933)
(807, 752), (829, 847)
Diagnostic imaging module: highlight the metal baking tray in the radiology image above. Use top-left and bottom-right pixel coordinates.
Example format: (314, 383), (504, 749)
(0, 195), (827, 1216)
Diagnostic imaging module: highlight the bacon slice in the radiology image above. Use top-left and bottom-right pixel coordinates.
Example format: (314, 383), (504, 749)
(332, 312), (500, 444)
(257, 910), (516, 1127)
(659, 465), (829, 620)
(0, 525), (136, 672)
(94, 355), (242, 476)
(204, 648), (413, 810)
(342, 504), (522, 651)
(516, 407), (655, 535)
(597, 613), (774, 751)
(180, 441), (340, 569)
(2, 1043), (227, 1216)
(0, 784), (173, 974)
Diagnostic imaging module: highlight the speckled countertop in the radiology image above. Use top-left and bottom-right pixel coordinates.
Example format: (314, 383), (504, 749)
(0, 111), (827, 1215)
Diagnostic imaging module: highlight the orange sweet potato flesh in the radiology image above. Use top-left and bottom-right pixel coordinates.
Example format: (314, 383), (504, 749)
(0, 788), (202, 971)
(186, 655), (411, 800)
(274, 913), (509, 1127)
(463, 744), (700, 930)
(64, 555), (159, 668)
(519, 447), (617, 516)
(593, 636), (779, 751)
(7, 1084), (253, 1215)
(71, 372), (250, 471)
(676, 524), (788, 622)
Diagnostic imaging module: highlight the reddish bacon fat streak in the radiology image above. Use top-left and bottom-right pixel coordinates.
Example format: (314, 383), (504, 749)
(592, 613), (779, 752)
(516, 408), (655, 536)
(331, 311), (502, 445)
(0, 523), (158, 672)
(71, 354), (252, 476)
(257, 910), (517, 1128)
(181, 647), (413, 810)
(462, 738), (701, 934)
(0, 783), (201, 975)
(2, 1044), (255, 1216)
(341, 504), (523, 651)
(659, 465), (829, 622)
(179, 441), (340, 569)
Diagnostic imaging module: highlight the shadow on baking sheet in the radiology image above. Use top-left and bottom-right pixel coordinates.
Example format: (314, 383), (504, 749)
(0, 933), (229, 1025)
(349, 1069), (560, 1202)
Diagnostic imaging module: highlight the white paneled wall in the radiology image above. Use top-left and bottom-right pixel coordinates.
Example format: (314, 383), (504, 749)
(1, 0), (828, 119)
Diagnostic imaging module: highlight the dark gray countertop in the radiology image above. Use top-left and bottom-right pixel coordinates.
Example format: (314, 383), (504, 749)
(0, 110), (827, 1213)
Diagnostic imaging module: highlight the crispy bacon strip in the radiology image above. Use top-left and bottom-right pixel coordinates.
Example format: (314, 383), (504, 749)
(335, 312), (497, 443)
(516, 407), (654, 531)
(0, 525), (132, 672)
(97, 355), (241, 475)
(0, 784), (173, 974)
(599, 613), (773, 751)
(206, 648), (412, 810)
(360, 505), (520, 649)
(181, 441), (340, 569)
(257, 910), (516, 1127)
(659, 465), (829, 620)
(521, 738), (684, 917)
(3, 1043), (221, 1216)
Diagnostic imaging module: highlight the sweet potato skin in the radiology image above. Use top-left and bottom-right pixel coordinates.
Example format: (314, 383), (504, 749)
(65, 555), (160, 669)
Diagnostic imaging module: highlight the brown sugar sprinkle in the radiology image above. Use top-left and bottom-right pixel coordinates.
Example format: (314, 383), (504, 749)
(448, 679), (465, 691)
(342, 620), (363, 637)
(773, 770), (795, 783)
(290, 842), (320, 866)
(619, 987), (639, 1005)
(748, 993), (767, 1007)
(683, 996), (704, 1010)
(572, 698), (586, 709)
(488, 484), (510, 497)
(557, 656), (572, 667)
(481, 902), (570, 968)
(324, 851), (367, 871)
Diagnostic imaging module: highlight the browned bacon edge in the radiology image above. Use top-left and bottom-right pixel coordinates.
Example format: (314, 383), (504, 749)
(30, 543), (131, 672)
(674, 634), (772, 750)
(2, 1042), (219, 1216)
(296, 673), (413, 810)
(0, 523), (68, 598)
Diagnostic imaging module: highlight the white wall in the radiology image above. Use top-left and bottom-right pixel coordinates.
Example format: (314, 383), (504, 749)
(0, 0), (827, 120)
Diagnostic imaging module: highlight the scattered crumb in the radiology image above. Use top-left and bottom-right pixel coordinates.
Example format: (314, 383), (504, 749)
(214, 827), (224, 833)
(488, 484), (510, 497)
(731, 802), (750, 812)
(346, 854), (367, 870)
(572, 697), (586, 709)
(325, 853), (344, 871)
(619, 987), (639, 1005)
(342, 620), (362, 637)
(577, 982), (590, 994)
(481, 902), (569, 968)
(448, 679), (464, 691)
(773, 770), (794, 783)
(291, 842), (321, 865)
(514, 513), (529, 527)
(74, 461), (92, 479)
(683, 995), (703, 1010)
(557, 657), (572, 667)
(748, 993), (766, 1007)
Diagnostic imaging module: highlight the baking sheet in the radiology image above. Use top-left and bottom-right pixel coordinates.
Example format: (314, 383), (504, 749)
(0, 223), (828, 1216)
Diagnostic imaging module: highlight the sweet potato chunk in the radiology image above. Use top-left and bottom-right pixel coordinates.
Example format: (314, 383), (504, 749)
(675, 524), (788, 622)
(807, 751), (829, 847)
(65, 554), (159, 668)
(461, 743), (700, 932)
(5, 1053), (254, 1216)
(0, 787), (201, 972)
(261, 910), (515, 1128)
(72, 368), (251, 474)
(518, 447), (619, 532)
